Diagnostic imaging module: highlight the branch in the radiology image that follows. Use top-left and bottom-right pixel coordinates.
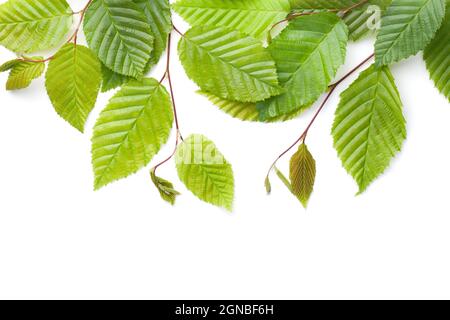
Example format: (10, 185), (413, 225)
(152, 28), (185, 174)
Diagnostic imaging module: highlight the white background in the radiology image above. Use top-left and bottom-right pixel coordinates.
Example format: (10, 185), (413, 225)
(0, 0), (450, 300)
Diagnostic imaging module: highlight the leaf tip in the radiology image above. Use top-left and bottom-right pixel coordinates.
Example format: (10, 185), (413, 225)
(265, 176), (272, 194)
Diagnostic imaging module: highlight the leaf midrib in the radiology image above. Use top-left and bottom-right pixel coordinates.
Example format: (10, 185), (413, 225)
(183, 36), (279, 88)
(174, 1), (288, 14)
(95, 85), (160, 188)
(99, 0), (148, 76)
(378, 0), (437, 62)
(0, 4), (71, 26)
(358, 71), (383, 190)
(281, 19), (343, 88)
(185, 161), (232, 208)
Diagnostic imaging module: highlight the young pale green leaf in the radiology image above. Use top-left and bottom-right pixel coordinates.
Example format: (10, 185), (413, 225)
(198, 91), (301, 122)
(83, 0), (154, 78)
(175, 134), (234, 211)
(332, 64), (406, 193)
(92, 78), (173, 190)
(0, 59), (19, 72)
(375, 0), (446, 66)
(173, 0), (290, 40)
(344, 0), (392, 41)
(178, 25), (282, 103)
(0, 0), (72, 53)
(150, 170), (180, 205)
(46, 44), (102, 132)
(289, 143), (316, 207)
(275, 167), (293, 193)
(257, 13), (348, 120)
(265, 176), (272, 194)
(6, 57), (45, 90)
(133, 0), (171, 66)
(424, 4), (449, 101)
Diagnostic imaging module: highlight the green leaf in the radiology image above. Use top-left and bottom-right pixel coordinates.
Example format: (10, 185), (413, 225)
(332, 64), (406, 193)
(0, 59), (19, 72)
(46, 44), (102, 132)
(100, 0), (171, 91)
(257, 13), (348, 120)
(6, 57), (45, 90)
(289, 143), (316, 207)
(344, 0), (392, 41)
(173, 0), (290, 40)
(289, 0), (390, 41)
(289, 0), (360, 9)
(0, 0), (72, 53)
(92, 78), (173, 190)
(150, 170), (180, 205)
(100, 63), (131, 92)
(133, 0), (172, 65)
(375, 0), (446, 66)
(424, 4), (450, 101)
(175, 134), (234, 211)
(83, 0), (154, 78)
(99, 0), (171, 91)
(178, 25), (282, 103)
(198, 91), (301, 122)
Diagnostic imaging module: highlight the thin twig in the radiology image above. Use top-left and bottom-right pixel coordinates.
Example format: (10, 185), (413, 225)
(68, 0), (94, 45)
(172, 25), (184, 37)
(152, 29), (185, 175)
(265, 53), (375, 181)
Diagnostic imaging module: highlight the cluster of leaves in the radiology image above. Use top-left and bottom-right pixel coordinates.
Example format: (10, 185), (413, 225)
(0, 0), (448, 211)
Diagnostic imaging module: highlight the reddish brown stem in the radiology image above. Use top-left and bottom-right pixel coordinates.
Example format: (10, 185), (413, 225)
(265, 53), (375, 181)
(172, 25), (185, 37)
(152, 29), (185, 175)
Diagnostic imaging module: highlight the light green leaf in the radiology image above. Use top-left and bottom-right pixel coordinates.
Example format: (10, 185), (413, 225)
(83, 0), (154, 78)
(150, 170), (180, 205)
(344, 0), (392, 41)
(332, 64), (406, 193)
(0, 0), (72, 53)
(133, 0), (171, 65)
(6, 57), (45, 90)
(257, 13), (348, 120)
(198, 91), (301, 122)
(289, 0), (359, 9)
(173, 0), (290, 40)
(175, 134), (234, 211)
(289, 143), (316, 207)
(92, 78), (173, 190)
(424, 4), (449, 101)
(46, 44), (102, 132)
(375, 0), (446, 66)
(178, 25), (282, 103)
(0, 59), (19, 72)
